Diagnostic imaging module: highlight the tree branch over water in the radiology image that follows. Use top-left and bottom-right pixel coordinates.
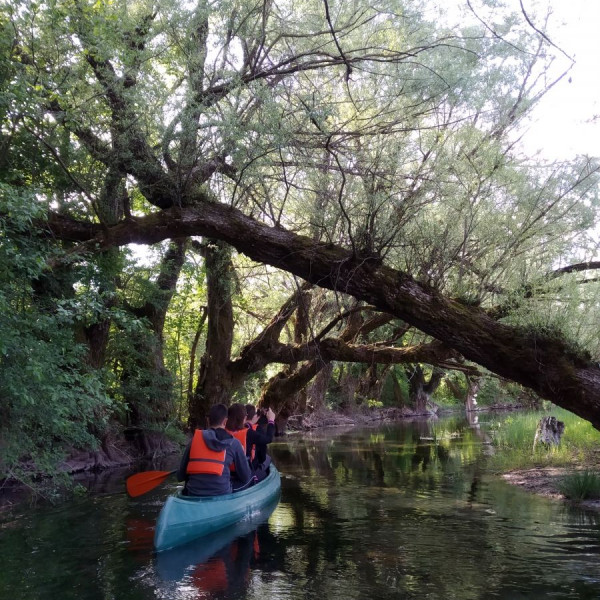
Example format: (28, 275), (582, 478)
(43, 203), (600, 429)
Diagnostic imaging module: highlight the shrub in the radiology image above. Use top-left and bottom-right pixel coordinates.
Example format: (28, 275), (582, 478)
(558, 471), (600, 501)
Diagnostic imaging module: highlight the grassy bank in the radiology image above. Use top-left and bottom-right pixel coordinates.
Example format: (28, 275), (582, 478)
(487, 407), (600, 501)
(488, 408), (600, 471)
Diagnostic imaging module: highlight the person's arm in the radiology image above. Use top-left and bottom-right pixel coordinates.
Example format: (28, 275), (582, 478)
(248, 422), (275, 446)
(249, 408), (276, 444)
(176, 441), (192, 481)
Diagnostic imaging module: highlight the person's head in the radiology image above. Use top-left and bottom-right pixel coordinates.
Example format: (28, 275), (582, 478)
(256, 413), (268, 428)
(245, 404), (256, 421)
(227, 403), (246, 431)
(207, 403), (228, 428)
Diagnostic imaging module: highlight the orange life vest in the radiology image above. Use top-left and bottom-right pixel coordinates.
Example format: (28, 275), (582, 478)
(226, 428), (250, 472)
(186, 430), (227, 475)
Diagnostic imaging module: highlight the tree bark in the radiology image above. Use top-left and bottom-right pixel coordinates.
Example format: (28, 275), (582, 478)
(191, 241), (235, 428)
(407, 366), (443, 414)
(123, 239), (187, 425)
(356, 364), (390, 404)
(390, 371), (406, 406)
(45, 203), (600, 430)
(307, 363), (335, 412)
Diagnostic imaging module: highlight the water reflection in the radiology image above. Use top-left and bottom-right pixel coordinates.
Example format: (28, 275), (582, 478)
(2, 415), (600, 600)
(153, 497), (279, 597)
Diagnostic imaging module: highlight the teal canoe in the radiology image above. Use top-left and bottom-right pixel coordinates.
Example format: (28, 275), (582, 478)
(153, 465), (281, 551)
(155, 495), (279, 581)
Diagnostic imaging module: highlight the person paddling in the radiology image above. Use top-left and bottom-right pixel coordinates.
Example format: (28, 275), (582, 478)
(177, 403), (253, 496)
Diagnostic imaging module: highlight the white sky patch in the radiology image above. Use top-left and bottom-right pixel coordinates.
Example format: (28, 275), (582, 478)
(517, 0), (600, 160)
(128, 243), (161, 267)
(431, 0), (600, 161)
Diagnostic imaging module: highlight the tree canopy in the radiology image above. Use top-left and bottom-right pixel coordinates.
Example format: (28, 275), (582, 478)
(1, 0), (600, 479)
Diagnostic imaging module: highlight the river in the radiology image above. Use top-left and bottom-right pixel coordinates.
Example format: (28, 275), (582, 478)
(1, 414), (600, 599)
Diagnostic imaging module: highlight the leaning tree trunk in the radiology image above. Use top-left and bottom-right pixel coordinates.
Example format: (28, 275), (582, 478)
(48, 204), (600, 430)
(261, 360), (327, 433)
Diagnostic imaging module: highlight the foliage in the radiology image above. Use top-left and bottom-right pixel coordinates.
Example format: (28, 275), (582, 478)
(366, 398), (384, 409)
(476, 378), (522, 406)
(0, 186), (112, 484)
(380, 367), (410, 406)
(558, 471), (600, 501)
(232, 371), (269, 406)
(432, 373), (466, 407)
(107, 314), (173, 421)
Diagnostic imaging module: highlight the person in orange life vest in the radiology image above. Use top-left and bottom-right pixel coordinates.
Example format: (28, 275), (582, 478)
(177, 403), (252, 496)
(228, 403), (276, 482)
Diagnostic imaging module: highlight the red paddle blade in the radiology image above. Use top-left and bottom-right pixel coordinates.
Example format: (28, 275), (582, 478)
(126, 470), (175, 497)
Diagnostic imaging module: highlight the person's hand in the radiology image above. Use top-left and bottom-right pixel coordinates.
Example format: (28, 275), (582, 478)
(266, 407), (276, 422)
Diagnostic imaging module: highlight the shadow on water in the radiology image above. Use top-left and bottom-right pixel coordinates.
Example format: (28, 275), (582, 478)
(2, 413), (600, 600)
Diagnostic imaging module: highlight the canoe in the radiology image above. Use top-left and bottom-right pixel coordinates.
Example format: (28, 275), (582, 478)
(153, 465), (281, 551)
(155, 494), (279, 581)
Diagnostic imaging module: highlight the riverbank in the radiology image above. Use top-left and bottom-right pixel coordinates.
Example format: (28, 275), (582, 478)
(501, 467), (600, 510)
(4, 404), (598, 512)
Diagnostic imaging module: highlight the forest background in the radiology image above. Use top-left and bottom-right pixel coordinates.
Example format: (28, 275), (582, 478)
(2, 0), (600, 489)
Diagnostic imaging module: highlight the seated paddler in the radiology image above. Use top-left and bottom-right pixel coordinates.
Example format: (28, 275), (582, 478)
(177, 403), (253, 496)
(227, 403), (276, 483)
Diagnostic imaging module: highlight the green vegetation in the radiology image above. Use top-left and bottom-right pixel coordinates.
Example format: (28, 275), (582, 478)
(558, 471), (600, 501)
(0, 187), (113, 487)
(1, 0), (600, 487)
(488, 408), (600, 471)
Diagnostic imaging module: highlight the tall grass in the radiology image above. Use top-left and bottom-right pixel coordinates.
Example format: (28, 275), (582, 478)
(487, 407), (600, 471)
(558, 471), (600, 501)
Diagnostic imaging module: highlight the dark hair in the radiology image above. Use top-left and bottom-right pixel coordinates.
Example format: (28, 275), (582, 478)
(245, 404), (256, 420)
(227, 403), (246, 431)
(257, 413), (268, 427)
(207, 403), (228, 427)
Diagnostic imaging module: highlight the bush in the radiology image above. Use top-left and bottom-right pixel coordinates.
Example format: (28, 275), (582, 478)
(0, 187), (112, 488)
(558, 471), (600, 501)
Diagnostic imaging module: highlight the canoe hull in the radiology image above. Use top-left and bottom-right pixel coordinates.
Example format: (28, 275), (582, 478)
(153, 465), (281, 551)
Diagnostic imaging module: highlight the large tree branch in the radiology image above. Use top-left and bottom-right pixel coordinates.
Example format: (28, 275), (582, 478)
(42, 202), (600, 428)
(256, 337), (459, 366)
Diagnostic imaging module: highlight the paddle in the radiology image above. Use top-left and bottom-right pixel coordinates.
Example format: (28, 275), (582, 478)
(126, 470), (176, 497)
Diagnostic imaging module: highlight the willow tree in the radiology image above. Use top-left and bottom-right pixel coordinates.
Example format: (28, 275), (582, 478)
(4, 0), (600, 433)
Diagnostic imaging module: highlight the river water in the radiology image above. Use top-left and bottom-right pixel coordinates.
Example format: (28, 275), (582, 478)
(1, 414), (600, 599)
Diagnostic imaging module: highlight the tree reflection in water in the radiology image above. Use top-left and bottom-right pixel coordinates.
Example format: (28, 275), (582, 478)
(143, 417), (600, 600)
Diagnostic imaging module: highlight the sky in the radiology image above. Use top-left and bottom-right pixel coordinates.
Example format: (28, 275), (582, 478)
(516, 0), (600, 160)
